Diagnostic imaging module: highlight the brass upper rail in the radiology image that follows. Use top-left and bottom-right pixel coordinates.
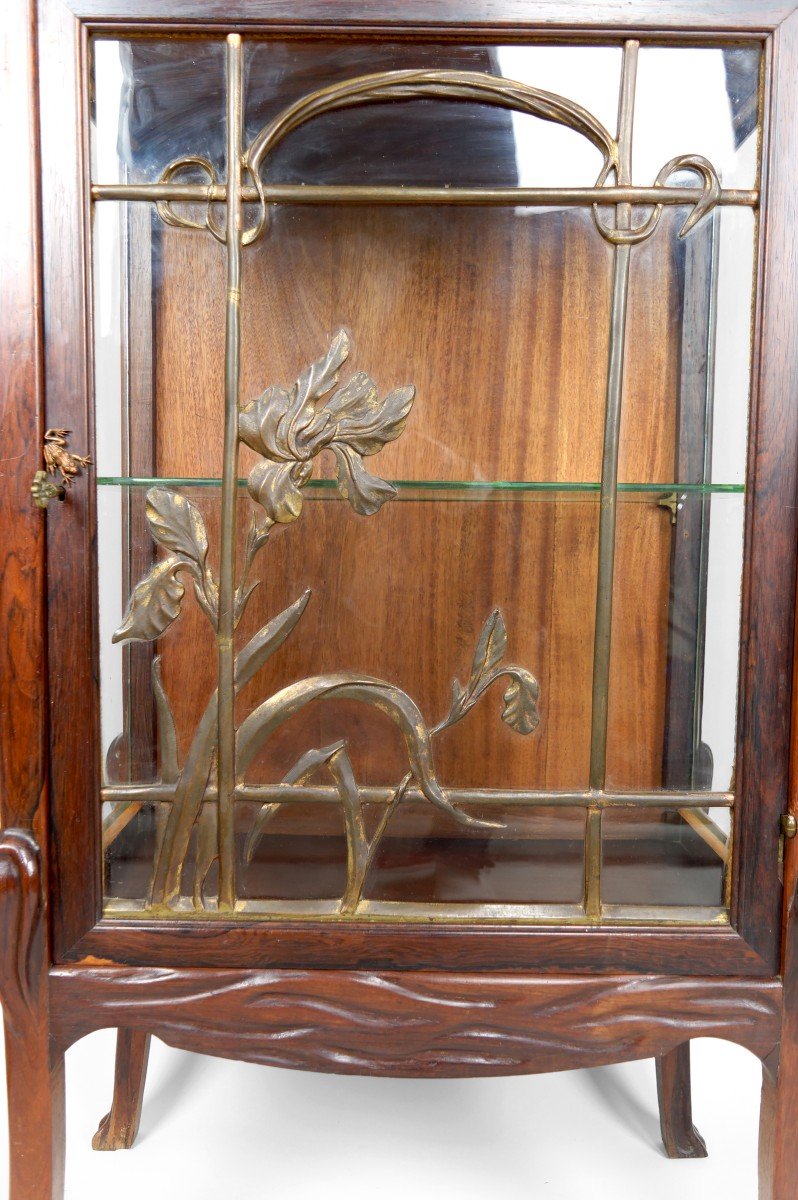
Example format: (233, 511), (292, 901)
(91, 182), (758, 207)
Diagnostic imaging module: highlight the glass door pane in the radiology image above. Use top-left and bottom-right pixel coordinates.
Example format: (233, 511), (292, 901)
(90, 34), (759, 922)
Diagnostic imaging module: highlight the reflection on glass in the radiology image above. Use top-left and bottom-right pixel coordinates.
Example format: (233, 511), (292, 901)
(91, 38), (226, 184)
(632, 45), (760, 189)
(609, 200), (754, 794)
(362, 805), (586, 908)
(602, 807), (729, 910)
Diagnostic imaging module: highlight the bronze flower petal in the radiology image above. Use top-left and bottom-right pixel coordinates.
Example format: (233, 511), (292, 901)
(332, 442), (397, 515)
(239, 386), (292, 460)
(247, 459), (313, 524)
(334, 384), (415, 456)
(278, 330), (349, 458)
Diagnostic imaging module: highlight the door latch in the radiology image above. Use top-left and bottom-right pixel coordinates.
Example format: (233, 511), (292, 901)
(778, 812), (797, 869)
(31, 429), (91, 508)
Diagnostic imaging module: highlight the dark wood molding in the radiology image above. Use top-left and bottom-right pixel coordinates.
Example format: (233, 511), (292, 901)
(66, 918), (775, 975)
(39, 0), (103, 957)
(759, 871), (798, 1196)
(733, 6), (798, 970)
(50, 965), (782, 1076)
(0, 0), (48, 840)
(61, 0), (795, 35)
(0, 832), (45, 1037)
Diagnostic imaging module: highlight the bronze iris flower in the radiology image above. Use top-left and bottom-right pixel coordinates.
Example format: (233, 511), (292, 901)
(238, 329), (414, 525)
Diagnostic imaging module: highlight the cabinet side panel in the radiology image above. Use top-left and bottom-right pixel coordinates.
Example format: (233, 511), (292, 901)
(38, 0), (102, 955)
(734, 13), (798, 970)
(0, 1), (48, 841)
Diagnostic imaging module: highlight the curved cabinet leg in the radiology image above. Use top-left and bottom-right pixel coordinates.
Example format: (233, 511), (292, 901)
(759, 876), (798, 1199)
(93, 1029), (151, 1150)
(655, 1041), (707, 1159)
(0, 830), (65, 1200)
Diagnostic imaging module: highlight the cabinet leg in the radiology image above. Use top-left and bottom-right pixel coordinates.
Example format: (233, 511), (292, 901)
(759, 1031), (798, 1198)
(655, 1042), (707, 1158)
(93, 1029), (151, 1151)
(0, 830), (65, 1199)
(759, 871), (798, 1199)
(4, 1023), (65, 1199)
(759, 863), (798, 1200)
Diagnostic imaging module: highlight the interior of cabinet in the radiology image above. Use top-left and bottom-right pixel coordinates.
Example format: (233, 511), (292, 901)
(91, 36), (758, 922)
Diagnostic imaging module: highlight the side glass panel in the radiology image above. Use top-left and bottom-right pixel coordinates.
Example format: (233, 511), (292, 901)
(91, 36), (759, 922)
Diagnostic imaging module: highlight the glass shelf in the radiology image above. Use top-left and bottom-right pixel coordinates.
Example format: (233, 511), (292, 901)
(97, 476), (745, 494)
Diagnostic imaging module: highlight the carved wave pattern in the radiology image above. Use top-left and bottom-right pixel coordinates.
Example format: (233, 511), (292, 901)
(51, 968), (782, 1077)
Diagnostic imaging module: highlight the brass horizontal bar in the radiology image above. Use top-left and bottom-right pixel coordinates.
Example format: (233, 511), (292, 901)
(91, 182), (759, 208)
(101, 896), (727, 926)
(600, 904), (729, 926)
(101, 784), (733, 809)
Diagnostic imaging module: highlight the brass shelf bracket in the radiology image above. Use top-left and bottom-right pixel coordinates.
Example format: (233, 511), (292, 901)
(657, 491), (684, 526)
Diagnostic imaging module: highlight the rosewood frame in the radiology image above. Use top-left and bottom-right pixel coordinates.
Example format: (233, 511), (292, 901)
(2, 1), (798, 1197)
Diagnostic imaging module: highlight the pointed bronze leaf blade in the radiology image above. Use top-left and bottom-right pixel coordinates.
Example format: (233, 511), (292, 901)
(295, 328), (350, 407)
(145, 487), (209, 573)
(112, 557), (187, 644)
(468, 609), (507, 693)
(236, 589), (312, 690)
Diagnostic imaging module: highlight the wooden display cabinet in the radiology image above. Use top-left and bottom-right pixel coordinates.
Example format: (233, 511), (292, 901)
(2, 2), (798, 1196)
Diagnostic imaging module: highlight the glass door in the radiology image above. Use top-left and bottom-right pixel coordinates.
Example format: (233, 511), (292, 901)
(88, 34), (759, 923)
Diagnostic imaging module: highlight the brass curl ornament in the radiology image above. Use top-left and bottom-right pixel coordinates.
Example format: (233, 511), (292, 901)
(591, 154), (722, 246)
(155, 155), (227, 243)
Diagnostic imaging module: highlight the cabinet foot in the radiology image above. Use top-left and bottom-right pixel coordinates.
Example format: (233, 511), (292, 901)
(93, 1029), (151, 1151)
(655, 1041), (707, 1158)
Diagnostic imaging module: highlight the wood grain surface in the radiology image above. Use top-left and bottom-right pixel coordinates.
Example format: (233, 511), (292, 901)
(146, 202), (682, 798)
(655, 1041), (708, 1158)
(0, 0), (48, 838)
(759, 872), (798, 1197)
(0, 831), (65, 1200)
(50, 962), (782, 1076)
(733, 6), (798, 972)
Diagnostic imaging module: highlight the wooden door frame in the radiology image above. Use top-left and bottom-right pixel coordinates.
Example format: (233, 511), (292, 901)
(10, 0), (798, 977)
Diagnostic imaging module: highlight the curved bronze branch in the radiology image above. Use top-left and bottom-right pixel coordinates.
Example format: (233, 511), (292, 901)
(243, 68), (618, 244)
(236, 672), (501, 831)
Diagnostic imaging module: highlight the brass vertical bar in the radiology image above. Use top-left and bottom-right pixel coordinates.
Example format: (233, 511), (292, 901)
(584, 807), (604, 920)
(585, 39), (639, 920)
(217, 32), (243, 911)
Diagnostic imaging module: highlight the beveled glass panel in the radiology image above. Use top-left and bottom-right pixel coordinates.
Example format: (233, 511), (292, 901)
(632, 45), (760, 189)
(608, 202), (754, 793)
(601, 806), (729, 913)
(91, 34), (760, 925)
(91, 38), (227, 184)
(243, 41), (622, 188)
